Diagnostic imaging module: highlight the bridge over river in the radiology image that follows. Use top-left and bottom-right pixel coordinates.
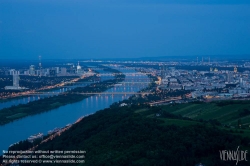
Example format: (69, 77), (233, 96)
(25, 92), (153, 96)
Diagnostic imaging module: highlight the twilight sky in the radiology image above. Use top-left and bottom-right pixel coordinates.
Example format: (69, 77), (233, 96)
(0, 0), (250, 59)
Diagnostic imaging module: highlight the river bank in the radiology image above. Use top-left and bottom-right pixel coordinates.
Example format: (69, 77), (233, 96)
(0, 70), (125, 126)
(0, 75), (98, 103)
(0, 68), (150, 155)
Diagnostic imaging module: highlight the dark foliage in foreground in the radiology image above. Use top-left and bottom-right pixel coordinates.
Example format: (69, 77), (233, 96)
(36, 105), (250, 166)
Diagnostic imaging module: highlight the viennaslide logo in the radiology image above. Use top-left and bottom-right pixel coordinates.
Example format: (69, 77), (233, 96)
(219, 146), (248, 165)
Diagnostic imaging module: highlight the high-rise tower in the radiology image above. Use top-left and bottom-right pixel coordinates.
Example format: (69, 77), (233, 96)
(13, 74), (19, 87)
(226, 72), (232, 83)
(29, 65), (35, 75)
(77, 61), (82, 74)
(160, 65), (167, 79)
(39, 55), (42, 76)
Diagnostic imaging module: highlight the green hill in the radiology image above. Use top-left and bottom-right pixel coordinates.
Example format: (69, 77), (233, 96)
(33, 103), (250, 166)
(160, 100), (250, 129)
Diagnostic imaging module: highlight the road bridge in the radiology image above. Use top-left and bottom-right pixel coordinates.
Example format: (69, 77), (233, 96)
(26, 92), (152, 96)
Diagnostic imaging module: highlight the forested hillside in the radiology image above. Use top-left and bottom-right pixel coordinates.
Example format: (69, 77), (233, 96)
(35, 104), (250, 166)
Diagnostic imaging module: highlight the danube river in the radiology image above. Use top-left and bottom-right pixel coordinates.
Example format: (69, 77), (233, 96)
(0, 82), (92, 110)
(0, 69), (150, 154)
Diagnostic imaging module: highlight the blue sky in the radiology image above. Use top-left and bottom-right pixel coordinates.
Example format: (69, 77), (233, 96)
(0, 0), (250, 59)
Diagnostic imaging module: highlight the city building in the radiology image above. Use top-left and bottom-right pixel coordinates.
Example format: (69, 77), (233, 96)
(13, 74), (19, 87)
(29, 65), (35, 75)
(61, 68), (67, 75)
(49, 69), (56, 77)
(234, 66), (238, 73)
(5, 73), (28, 90)
(55, 67), (60, 74)
(9, 69), (20, 75)
(77, 61), (82, 74)
(226, 72), (233, 83)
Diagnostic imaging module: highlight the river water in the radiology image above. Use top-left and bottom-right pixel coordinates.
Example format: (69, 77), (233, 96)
(0, 82), (92, 110)
(0, 69), (150, 154)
